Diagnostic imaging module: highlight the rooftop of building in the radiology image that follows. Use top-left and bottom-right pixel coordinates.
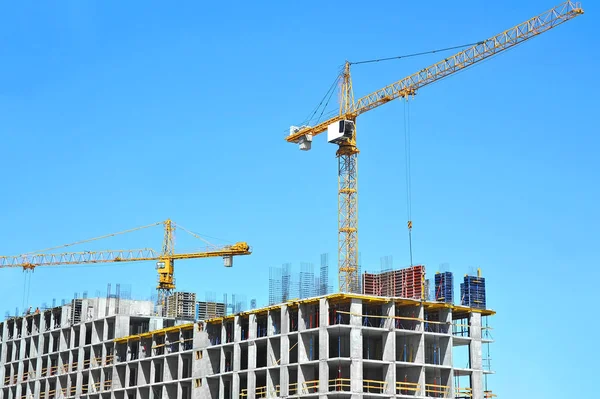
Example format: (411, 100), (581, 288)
(204, 292), (495, 325)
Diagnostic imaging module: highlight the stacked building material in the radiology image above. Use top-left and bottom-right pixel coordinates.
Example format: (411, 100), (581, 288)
(434, 272), (454, 303)
(362, 265), (425, 299)
(165, 291), (196, 319)
(460, 274), (486, 309)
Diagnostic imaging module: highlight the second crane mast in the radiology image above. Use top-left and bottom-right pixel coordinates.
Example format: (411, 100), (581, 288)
(287, 1), (583, 293)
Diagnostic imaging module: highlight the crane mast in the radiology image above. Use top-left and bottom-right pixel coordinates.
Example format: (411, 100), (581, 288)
(337, 62), (360, 293)
(287, 1), (583, 293)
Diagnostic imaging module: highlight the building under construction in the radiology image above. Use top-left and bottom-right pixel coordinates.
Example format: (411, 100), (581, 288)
(0, 287), (495, 399)
(0, 2), (587, 398)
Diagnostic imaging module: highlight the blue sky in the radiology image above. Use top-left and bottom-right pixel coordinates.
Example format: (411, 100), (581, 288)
(0, 1), (597, 397)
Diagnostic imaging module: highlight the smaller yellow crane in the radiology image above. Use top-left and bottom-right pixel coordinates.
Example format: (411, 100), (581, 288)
(0, 219), (251, 305)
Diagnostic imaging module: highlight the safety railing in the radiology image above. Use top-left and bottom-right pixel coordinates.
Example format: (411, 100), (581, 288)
(452, 322), (470, 337)
(484, 391), (497, 398)
(23, 370), (36, 381)
(289, 382), (299, 395)
(329, 377), (351, 391)
(425, 383), (449, 397)
(456, 387), (473, 397)
(482, 326), (494, 340)
(105, 354), (114, 365)
(60, 386), (77, 397)
(397, 381), (420, 395)
(363, 379), (387, 393)
(424, 320), (450, 334)
(92, 356), (101, 367)
(239, 384), (281, 398)
(301, 380), (319, 394)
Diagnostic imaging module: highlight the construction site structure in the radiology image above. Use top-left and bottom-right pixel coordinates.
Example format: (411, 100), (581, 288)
(165, 292), (197, 320)
(196, 301), (226, 321)
(0, 289), (495, 399)
(286, 1), (584, 294)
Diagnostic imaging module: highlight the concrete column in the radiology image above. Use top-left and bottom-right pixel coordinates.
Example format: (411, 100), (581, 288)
(298, 305), (307, 332)
(319, 298), (329, 395)
(470, 312), (483, 399)
(267, 310), (274, 337)
(248, 314), (257, 340)
(220, 322), (227, 345)
(16, 338), (24, 384)
(383, 302), (395, 395)
(266, 369), (275, 398)
(280, 333), (289, 366)
(319, 360), (329, 396)
(231, 372), (240, 399)
(14, 383), (22, 399)
(280, 366), (289, 397)
(0, 327), (6, 388)
(415, 305), (426, 394)
(247, 370), (256, 399)
(280, 305), (289, 335)
(349, 299), (363, 396)
(440, 308), (454, 397)
(231, 315), (241, 397)
(246, 314), (257, 398)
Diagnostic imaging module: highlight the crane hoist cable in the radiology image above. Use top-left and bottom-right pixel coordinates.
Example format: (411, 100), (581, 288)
(22, 270), (32, 313)
(403, 98), (414, 267)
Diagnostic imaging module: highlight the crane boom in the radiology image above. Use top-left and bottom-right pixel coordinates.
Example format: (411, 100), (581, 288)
(0, 242), (251, 269)
(287, 1), (583, 144)
(0, 220), (251, 305)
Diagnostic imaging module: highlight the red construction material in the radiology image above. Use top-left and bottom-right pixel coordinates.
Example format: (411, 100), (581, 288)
(362, 265), (425, 299)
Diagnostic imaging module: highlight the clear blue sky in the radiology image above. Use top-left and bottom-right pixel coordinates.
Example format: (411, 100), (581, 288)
(0, 1), (597, 397)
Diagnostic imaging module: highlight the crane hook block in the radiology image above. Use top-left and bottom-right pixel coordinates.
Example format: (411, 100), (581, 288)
(290, 126), (313, 151)
(327, 120), (355, 145)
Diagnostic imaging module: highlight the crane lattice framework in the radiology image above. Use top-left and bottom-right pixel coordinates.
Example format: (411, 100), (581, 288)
(287, 1), (583, 293)
(0, 219), (251, 306)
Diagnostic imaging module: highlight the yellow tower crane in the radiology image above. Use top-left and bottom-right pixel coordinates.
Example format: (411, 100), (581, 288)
(286, 1), (583, 293)
(0, 219), (251, 306)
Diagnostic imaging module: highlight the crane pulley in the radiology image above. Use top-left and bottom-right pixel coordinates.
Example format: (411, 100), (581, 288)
(286, 1), (584, 293)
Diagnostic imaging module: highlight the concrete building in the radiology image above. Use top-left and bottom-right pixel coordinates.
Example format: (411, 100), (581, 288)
(0, 293), (495, 399)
